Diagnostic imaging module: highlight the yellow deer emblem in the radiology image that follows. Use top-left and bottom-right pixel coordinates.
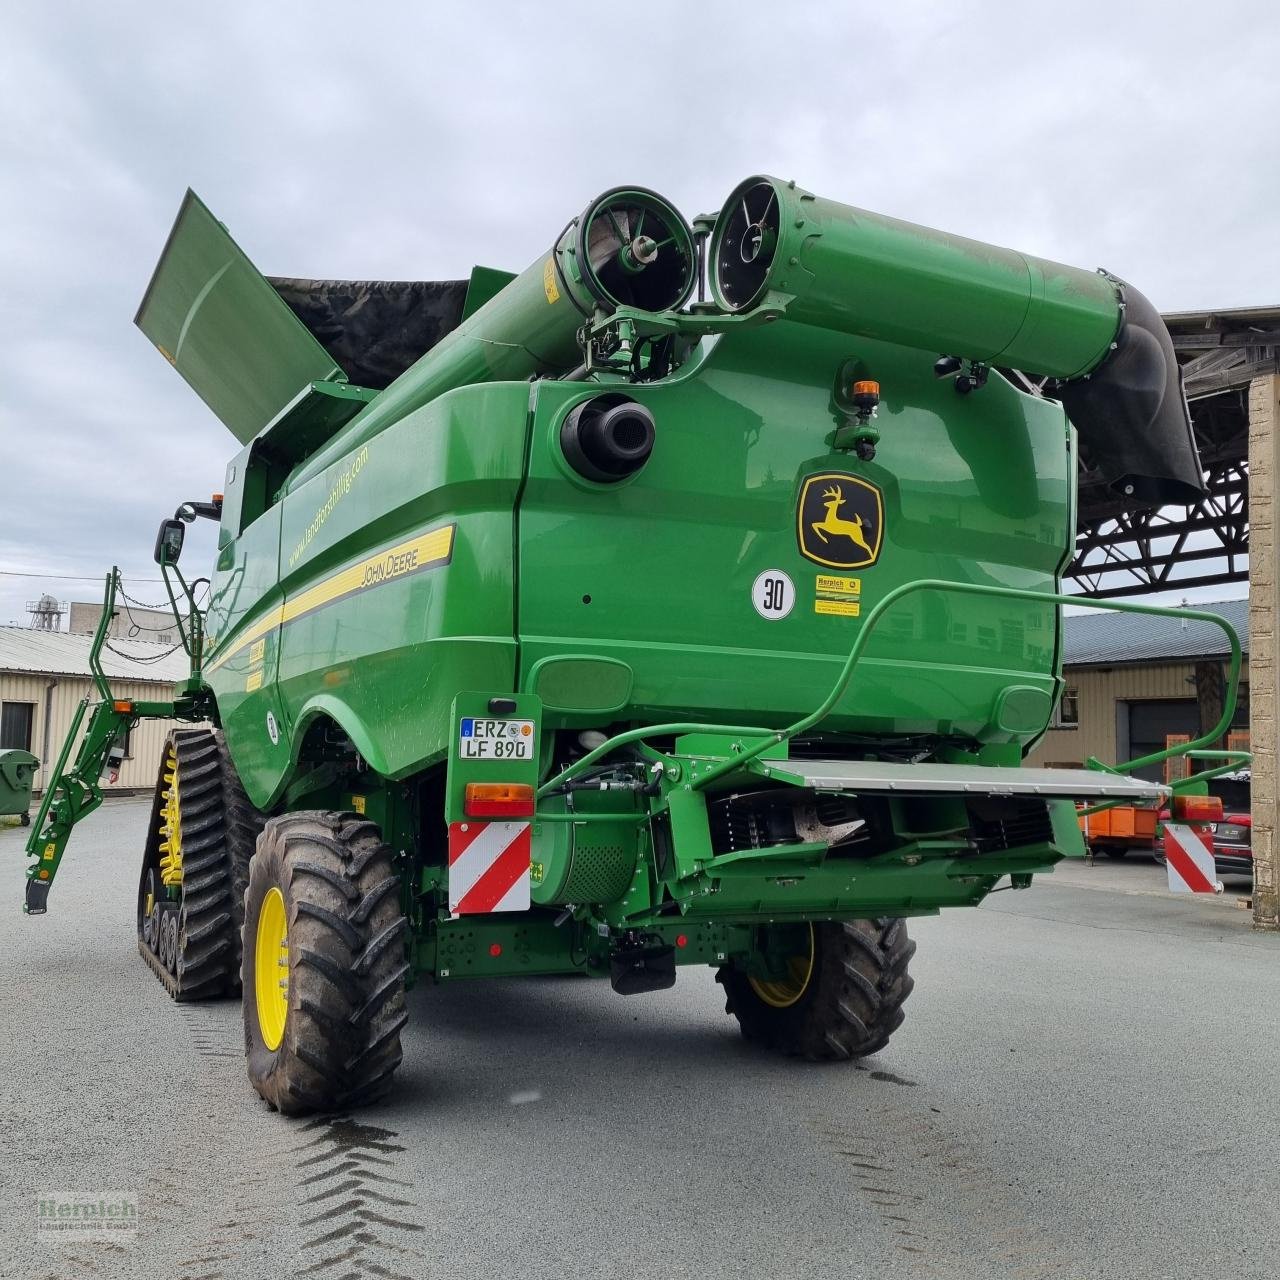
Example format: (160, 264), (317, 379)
(811, 485), (874, 557)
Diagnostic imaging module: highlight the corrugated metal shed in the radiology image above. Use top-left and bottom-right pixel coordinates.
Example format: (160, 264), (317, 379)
(1064, 598), (1249, 667)
(0, 627), (189, 683)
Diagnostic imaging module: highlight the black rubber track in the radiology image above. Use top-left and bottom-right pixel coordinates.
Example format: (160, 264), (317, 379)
(717, 918), (915, 1061)
(215, 728), (266, 974)
(136, 728), (262, 1001)
(242, 811), (409, 1116)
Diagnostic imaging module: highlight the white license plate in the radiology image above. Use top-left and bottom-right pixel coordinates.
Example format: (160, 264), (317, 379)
(458, 717), (535, 760)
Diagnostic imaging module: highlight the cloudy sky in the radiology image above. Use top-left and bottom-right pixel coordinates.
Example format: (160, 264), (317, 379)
(2, 2), (1277, 626)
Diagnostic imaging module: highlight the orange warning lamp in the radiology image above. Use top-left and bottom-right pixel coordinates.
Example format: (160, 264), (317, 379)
(851, 379), (880, 415)
(1172, 794), (1223, 823)
(464, 782), (535, 818)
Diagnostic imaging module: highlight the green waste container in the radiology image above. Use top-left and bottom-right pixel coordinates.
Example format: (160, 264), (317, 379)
(0, 749), (38, 826)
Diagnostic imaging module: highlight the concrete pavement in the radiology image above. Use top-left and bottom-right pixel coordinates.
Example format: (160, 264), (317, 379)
(2, 797), (1276, 1280)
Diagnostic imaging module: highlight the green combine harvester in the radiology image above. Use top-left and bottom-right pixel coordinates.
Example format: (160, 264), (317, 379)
(24, 177), (1244, 1114)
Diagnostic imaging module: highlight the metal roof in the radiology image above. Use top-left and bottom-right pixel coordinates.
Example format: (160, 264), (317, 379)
(1063, 598), (1249, 667)
(0, 627), (189, 684)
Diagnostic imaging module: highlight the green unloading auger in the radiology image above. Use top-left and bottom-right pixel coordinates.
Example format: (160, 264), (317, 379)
(705, 175), (1203, 504)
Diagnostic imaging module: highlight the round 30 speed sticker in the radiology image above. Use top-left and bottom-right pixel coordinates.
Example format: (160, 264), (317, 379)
(751, 569), (795, 620)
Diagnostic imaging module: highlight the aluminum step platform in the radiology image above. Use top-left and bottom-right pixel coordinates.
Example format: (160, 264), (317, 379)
(753, 758), (1167, 802)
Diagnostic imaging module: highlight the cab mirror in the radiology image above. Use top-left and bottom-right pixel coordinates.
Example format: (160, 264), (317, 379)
(154, 518), (185, 566)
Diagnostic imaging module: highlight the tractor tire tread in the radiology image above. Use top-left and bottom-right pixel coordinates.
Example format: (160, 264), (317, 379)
(243, 810), (407, 1115)
(717, 917), (915, 1063)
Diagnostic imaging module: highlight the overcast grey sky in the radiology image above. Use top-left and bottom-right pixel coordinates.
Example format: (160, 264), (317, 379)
(2, 2), (1277, 625)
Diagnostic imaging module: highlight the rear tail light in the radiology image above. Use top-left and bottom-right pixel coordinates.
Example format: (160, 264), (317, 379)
(1172, 794), (1223, 822)
(464, 782), (535, 818)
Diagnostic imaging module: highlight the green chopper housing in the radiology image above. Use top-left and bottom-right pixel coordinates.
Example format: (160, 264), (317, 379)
(23, 176), (1242, 1113)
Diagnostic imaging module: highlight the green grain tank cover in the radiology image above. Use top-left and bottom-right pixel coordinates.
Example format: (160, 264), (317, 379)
(135, 191), (487, 443)
(135, 191), (346, 443)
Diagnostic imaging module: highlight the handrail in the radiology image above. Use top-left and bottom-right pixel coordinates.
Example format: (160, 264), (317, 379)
(537, 578), (1243, 798)
(1077, 749), (1252, 817)
(87, 569), (120, 703)
(160, 560), (206, 678)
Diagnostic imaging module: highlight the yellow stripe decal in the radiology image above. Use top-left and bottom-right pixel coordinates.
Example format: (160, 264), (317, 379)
(205, 605), (284, 674)
(205, 524), (454, 674)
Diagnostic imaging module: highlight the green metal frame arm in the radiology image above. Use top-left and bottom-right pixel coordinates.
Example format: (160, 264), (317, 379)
(538, 578), (1243, 798)
(87, 570), (119, 701)
(25, 697), (90, 846)
(23, 700), (139, 913)
(20, 564), (209, 915)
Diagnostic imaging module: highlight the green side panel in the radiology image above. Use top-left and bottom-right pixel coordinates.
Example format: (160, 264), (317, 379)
(205, 381), (532, 807)
(461, 265), (518, 321)
(517, 321), (1072, 743)
(203, 503), (290, 809)
(135, 190), (344, 443)
(256, 381), (378, 472)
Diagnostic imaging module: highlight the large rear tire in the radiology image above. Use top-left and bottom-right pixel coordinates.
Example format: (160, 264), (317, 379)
(242, 811), (409, 1116)
(718, 918), (915, 1061)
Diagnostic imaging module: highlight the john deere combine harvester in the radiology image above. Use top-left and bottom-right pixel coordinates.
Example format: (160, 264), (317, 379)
(24, 177), (1243, 1114)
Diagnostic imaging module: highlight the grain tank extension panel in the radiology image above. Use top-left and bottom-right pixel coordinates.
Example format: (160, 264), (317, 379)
(135, 190), (502, 442)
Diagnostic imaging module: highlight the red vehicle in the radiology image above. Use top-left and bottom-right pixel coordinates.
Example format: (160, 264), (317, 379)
(1152, 806), (1253, 878)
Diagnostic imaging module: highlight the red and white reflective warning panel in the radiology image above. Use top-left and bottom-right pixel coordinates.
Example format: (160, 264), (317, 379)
(1163, 823), (1223, 895)
(448, 821), (531, 916)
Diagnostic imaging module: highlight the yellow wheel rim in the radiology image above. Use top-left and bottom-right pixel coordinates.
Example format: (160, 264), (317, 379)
(157, 748), (184, 888)
(255, 886), (289, 1051)
(748, 924), (816, 1009)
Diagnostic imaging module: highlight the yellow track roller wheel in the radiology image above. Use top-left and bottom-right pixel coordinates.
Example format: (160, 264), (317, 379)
(135, 729), (263, 1001)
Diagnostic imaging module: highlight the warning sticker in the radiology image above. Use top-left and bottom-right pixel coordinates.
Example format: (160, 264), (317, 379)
(815, 598), (860, 618)
(543, 258), (561, 304)
(245, 670), (263, 693)
(815, 575), (860, 598)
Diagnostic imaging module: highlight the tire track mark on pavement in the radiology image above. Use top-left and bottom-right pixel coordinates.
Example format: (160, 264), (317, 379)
(810, 1088), (1080, 1279)
(293, 1115), (426, 1279)
(157, 999), (269, 1280)
(179, 1003), (244, 1061)
(149, 1145), (273, 1279)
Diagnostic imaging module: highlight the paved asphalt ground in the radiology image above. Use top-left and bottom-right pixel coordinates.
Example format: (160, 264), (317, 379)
(2, 798), (1276, 1280)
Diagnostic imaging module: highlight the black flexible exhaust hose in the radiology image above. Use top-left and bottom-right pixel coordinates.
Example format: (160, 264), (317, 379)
(1055, 282), (1204, 506)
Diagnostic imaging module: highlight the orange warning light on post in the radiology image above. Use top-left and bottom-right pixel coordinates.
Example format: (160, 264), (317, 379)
(1172, 794), (1223, 823)
(464, 782), (535, 818)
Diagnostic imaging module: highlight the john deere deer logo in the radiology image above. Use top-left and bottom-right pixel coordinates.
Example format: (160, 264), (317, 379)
(797, 473), (883, 569)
